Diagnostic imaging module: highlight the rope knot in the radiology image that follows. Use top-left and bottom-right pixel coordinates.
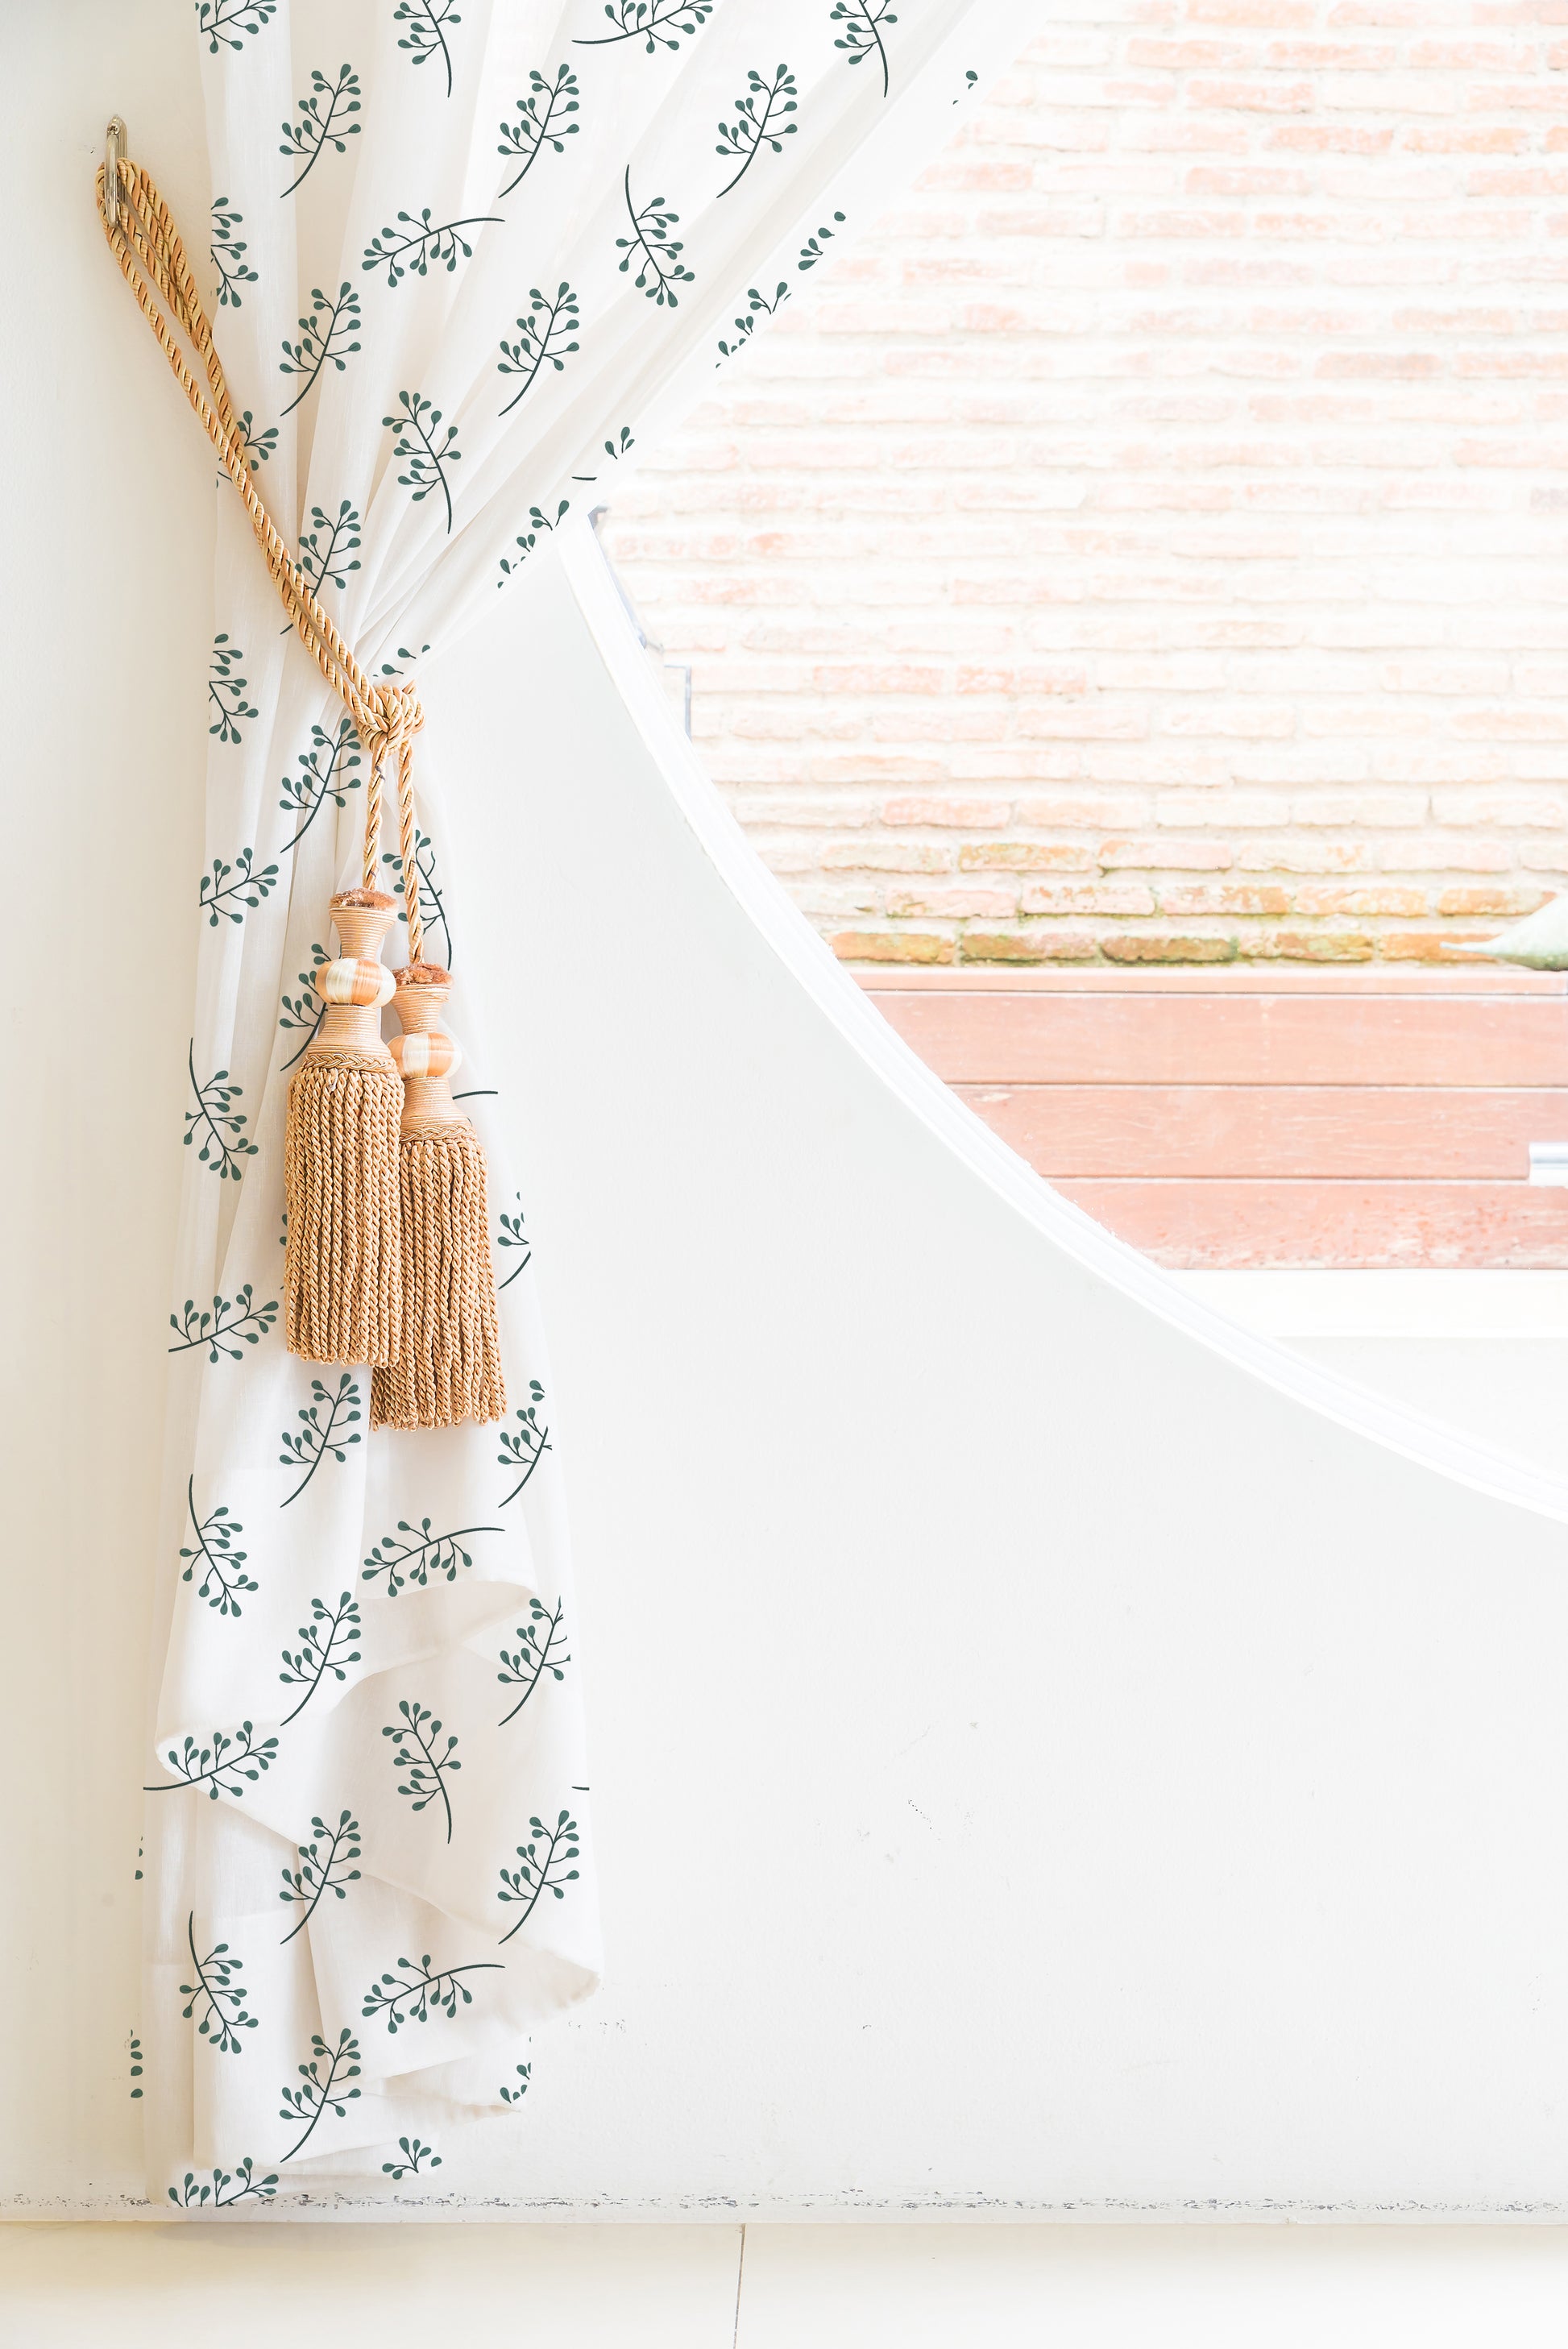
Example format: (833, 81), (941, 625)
(364, 679), (425, 754)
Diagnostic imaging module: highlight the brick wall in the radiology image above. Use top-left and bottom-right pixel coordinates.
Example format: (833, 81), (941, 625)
(601, 1), (1568, 967)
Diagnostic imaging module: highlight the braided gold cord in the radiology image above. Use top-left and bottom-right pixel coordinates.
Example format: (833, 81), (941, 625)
(97, 155), (425, 919)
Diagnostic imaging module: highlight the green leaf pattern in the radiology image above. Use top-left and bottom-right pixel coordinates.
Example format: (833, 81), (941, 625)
(160, 0), (963, 2193)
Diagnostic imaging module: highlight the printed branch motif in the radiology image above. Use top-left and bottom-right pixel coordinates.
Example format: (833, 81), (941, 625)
(577, 0), (714, 50)
(362, 1953), (502, 2036)
(497, 1811), (581, 1942)
(234, 410), (278, 471)
(496, 1597), (570, 1726)
(280, 1810), (362, 1943)
(362, 1520), (500, 1600)
(497, 1380), (551, 1504)
(168, 2160), (277, 2209)
(279, 943), (328, 1070)
(496, 500), (570, 587)
(295, 500), (362, 601)
(198, 1), (278, 52)
(210, 201), (257, 308)
(279, 1374), (363, 1507)
(717, 280), (789, 361)
(279, 1592), (363, 1724)
(497, 65), (579, 197)
(208, 634), (256, 744)
(279, 2028), (361, 2159)
(180, 1912), (258, 2055)
(395, 0), (462, 97)
(716, 64), (798, 197)
(362, 210), (499, 289)
(381, 824), (453, 965)
(500, 2061), (530, 2106)
(279, 720), (361, 858)
(385, 392), (461, 534)
(616, 170), (694, 308)
(279, 282), (362, 415)
(384, 1700), (461, 1841)
(570, 428), (636, 483)
(180, 1478), (256, 1618)
(280, 63), (362, 196)
(147, 1721), (280, 1801)
(496, 1195), (530, 1287)
(199, 847), (279, 927)
(185, 1046), (257, 1183)
(798, 210), (847, 270)
(168, 1285), (277, 1361)
(497, 283), (580, 416)
(832, 0), (897, 96)
(129, 2034), (144, 2099)
(383, 2135), (442, 2177)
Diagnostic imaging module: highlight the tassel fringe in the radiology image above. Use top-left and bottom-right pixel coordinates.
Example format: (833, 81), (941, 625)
(371, 1120), (507, 1430)
(284, 1052), (404, 1366)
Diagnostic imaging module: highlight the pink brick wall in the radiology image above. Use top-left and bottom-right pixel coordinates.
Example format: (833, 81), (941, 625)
(601, 2), (1568, 966)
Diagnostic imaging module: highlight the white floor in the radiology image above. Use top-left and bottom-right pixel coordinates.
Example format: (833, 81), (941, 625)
(7, 2223), (1568, 2347)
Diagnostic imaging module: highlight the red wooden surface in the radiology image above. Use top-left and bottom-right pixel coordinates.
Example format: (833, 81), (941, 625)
(1055, 1182), (1568, 1272)
(856, 969), (1568, 1268)
(956, 1085), (1568, 1181)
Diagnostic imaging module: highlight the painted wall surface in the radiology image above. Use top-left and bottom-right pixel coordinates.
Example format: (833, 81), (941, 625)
(13, 2), (1568, 2221)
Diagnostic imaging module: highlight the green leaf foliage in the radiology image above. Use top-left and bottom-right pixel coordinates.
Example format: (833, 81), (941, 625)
(394, 1), (462, 97)
(279, 1375), (363, 1507)
(384, 392), (462, 533)
(184, 1047), (257, 1182)
(363, 210), (499, 289)
(383, 1699), (461, 1842)
(362, 1520), (500, 1600)
(180, 1911), (258, 2055)
(279, 2027), (362, 2159)
(497, 284), (580, 416)
(180, 1477), (257, 1617)
(576, 0), (713, 51)
(280, 1811), (363, 1944)
(383, 2135), (442, 2178)
(168, 2158), (277, 2208)
(616, 170), (694, 307)
(497, 65), (580, 197)
(716, 64), (798, 197)
(281, 64), (362, 196)
(280, 283), (362, 415)
(497, 1596), (570, 1726)
(146, 1720), (280, 1802)
(497, 1380), (551, 1504)
(199, 847), (279, 927)
(168, 1285), (278, 1361)
(279, 1592), (363, 1724)
(497, 1810), (581, 1942)
(362, 1953), (502, 2036)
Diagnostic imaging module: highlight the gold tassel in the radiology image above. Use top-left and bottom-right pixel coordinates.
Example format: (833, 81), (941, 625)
(283, 890), (403, 1367)
(371, 964), (506, 1430)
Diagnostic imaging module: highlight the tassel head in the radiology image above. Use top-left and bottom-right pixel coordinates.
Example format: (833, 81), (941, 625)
(283, 890), (403, 1367)
(371, 965), (506, 1430)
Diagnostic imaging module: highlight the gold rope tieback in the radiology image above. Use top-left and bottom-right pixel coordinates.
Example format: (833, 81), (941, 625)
(98, 127), (505, 1428)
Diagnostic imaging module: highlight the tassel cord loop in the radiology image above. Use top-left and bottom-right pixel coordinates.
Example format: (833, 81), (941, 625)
(95, 153), (425, 905)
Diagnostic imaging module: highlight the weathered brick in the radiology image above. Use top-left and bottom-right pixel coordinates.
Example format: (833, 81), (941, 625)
(601, 24), (1568, 970)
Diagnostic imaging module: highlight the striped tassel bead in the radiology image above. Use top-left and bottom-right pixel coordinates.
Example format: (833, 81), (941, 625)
(388, 1028), (463, 1081)
(319, 957), (396, 1009)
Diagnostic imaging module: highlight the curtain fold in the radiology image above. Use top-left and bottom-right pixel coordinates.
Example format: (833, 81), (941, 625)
(143, 0), (1027, 2202)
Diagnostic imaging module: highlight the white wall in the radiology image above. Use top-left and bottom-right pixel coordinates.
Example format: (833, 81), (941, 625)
(12, 4), (1568, 2221)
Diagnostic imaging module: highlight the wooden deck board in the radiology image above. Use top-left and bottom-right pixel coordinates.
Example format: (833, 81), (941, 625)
(957, 1085), (1568, 1181)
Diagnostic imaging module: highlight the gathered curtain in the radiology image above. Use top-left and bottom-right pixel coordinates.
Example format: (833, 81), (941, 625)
(143, 0), (1023, 2203)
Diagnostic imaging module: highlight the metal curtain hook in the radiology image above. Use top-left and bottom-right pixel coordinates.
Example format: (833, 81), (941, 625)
(105, 116), (127, 233)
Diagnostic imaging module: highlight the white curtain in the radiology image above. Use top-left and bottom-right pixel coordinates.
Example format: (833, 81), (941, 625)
(146, 0), (1027, 2204)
